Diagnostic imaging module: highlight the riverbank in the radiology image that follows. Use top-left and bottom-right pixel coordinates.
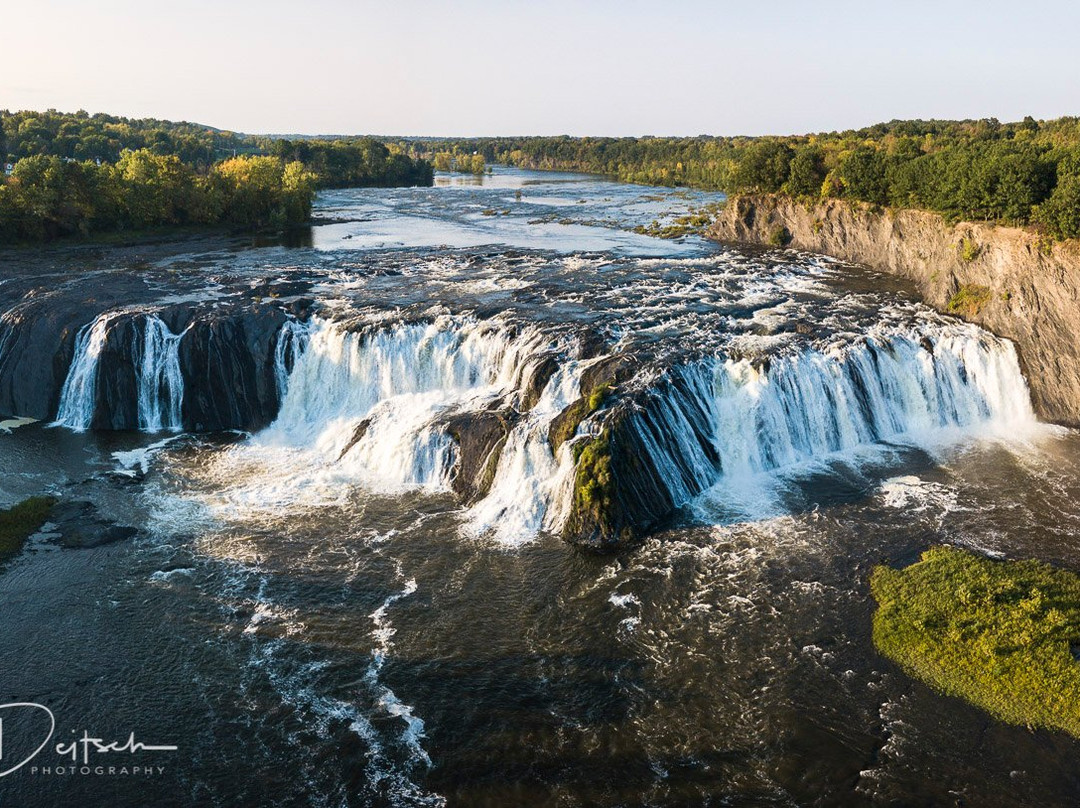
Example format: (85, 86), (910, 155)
(709, 195), (1080, 426)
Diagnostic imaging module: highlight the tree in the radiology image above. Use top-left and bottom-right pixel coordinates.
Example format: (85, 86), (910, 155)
(786, 145), (827, 197)
(731, 140), (793, 193)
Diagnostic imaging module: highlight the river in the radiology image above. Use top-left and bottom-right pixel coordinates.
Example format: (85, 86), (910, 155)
(1, 167), (1079, 807)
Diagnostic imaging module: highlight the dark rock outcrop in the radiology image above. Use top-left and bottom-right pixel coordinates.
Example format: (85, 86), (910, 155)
(445, 408), (517, 503)
(48, 500), (139, 548)
(178, 304), (289, 432)
(561, 367), (721, 551)
(0, 297), (97, 421)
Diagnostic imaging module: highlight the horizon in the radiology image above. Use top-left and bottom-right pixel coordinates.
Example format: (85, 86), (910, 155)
(3, 107), (1070, 142)
(4, 0), (1080, 137)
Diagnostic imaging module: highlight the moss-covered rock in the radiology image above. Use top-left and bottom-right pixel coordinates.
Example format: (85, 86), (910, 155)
(547, 356), (626, 455)
(871, 546), (1080, 737)
(562, 430), (626, 549)
(0, 496), (56, 564)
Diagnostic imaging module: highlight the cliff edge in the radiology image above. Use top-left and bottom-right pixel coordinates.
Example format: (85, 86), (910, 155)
(710, 195), (1080, 426)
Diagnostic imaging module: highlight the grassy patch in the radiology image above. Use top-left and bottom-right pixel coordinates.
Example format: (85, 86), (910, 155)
(946, 284), (992, 317)
(871, 546), (1080, 737)
(0, 496), (56, 564)
(632, 203), (724, 239)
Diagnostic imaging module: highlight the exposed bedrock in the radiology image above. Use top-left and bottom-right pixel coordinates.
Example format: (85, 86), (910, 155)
(177, 304), (289, 432)
(0, 299), (296, 431)
(710, 194), (1080, 426)
(561, 364), (722, 551)
(445, 407), (517, 504)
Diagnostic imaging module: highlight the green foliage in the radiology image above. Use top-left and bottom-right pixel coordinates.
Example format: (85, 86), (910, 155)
(0, 109), (249, 167)
(731, 140), (793, 193)
(568, 433), (616, 537)
(786, 144), (827, 197)
(212, 156), (317, 229)
(0, 496), (56, 563)
(1035, 174), (1080, 240)
(0, 150), (319, 242)
(0, 112), (434, 244)
(767, 226), (791, 247)
(957, 237), (982, 262)
(431, 150), (485, 174)
(946, 284), (992, 317)
(633, 203), (722, 239)
(266, 137), (433, 188)
(871, 546), (1080, 737)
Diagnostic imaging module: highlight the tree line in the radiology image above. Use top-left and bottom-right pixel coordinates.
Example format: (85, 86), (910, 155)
(0, 111), (434, 243)
(417, 117), (1080, 239)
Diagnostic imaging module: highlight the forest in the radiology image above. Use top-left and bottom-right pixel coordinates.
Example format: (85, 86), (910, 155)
(419, 117), (1080, 240)
(0, 110), (433, 243)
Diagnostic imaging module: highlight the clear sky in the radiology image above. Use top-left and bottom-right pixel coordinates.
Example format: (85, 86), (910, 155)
(3, 0), (1079, 137)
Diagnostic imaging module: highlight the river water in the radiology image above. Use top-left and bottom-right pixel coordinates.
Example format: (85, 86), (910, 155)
(2, 168), (1080, 806)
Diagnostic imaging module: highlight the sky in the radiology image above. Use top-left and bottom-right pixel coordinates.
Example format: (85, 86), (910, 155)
(3, 0), (1079, 137)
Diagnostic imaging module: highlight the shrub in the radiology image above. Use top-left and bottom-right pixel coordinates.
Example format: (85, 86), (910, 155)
(957, 237), (982, 262)
(946, 284), (992, 317)
(767, 226), (792, 247)
(872, 546), (1080, 737)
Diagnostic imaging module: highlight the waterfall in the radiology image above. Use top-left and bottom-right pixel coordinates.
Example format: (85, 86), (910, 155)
(267, 316), (551, 446)
(137, 316), (185, 432)
(465, 360), (586, 544)
(55, 312), (122, 430)
(55, 312), (185, 432)
(274, 318), (309, 403)
(158, 311), (1039, 541)
(635, 325), (1037, 510)
(225, 316), (565, 498)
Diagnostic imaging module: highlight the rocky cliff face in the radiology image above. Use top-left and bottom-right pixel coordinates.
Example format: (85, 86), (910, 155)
(710, 195), (1080, 426)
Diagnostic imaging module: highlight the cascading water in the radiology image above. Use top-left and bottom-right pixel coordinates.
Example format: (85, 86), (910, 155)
(55, 311), (185, 432)
(634, 323), (1037, 515)
(55, 312), (123, 431)
(136, 316), (185, 432)
(465, 360), (588, 544)
(205, 316), (576, 508)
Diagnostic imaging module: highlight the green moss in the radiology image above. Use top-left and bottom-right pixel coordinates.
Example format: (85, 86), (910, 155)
(946, 284), (992, 318)
(566, 433), (616, 538)
(587, 381), (612, 412)
(0, 496), (56, 564)
(767, 225), (791, 247)
(871, 546), (1080, 737)
(957, 236), (982, 262)
(548, 379), (614, 453)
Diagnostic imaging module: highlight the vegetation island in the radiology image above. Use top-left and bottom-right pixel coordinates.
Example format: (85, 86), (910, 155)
(872, 546), (1080, 738)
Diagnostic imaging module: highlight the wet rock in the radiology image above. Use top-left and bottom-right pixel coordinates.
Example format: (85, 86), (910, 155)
(445, 408), (517, 503)
(519, 354), (559, 411)
(337, 418), (372, 461)
(49, 500), (140, 548)
(179, 304), (288, 432)
(0, 297), (98, 421)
